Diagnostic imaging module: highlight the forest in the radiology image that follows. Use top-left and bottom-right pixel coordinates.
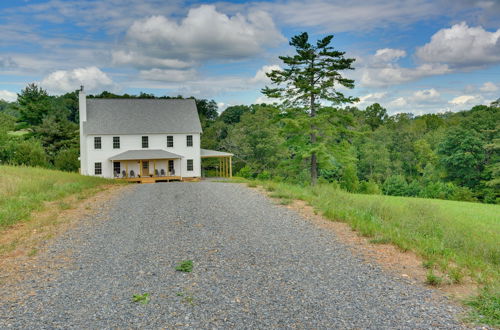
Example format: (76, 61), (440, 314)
(0, 83), (498, 204)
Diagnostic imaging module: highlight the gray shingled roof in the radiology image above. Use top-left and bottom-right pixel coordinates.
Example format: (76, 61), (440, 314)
(109, 149), (183, 161)
(200, 149), (233, 157)
(84, 99), (202, 134)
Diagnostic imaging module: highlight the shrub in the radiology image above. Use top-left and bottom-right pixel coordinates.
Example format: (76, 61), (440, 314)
(406, 180), (422, 197)
(340, 164), (359, 192)
(358, 180), (381, 195)
(256, 170), (271, 180)
(54, 148), (79, 172)
(7, 139), (49, 167)
(237, 165), (254, 179)
(382, 175), (408, 196)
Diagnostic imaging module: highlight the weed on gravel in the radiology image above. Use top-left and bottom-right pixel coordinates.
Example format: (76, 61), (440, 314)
(175, 260), (193, 272)
(132, 293), (150, 304)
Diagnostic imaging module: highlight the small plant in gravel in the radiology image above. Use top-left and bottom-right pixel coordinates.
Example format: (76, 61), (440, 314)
(279, 199), (292, 205)
(247, 182), (257, 187)
(27, 248), (38, 256)
(422, 260), (434, 269)
(132, 293), (150, 304)
(426, 270), (443, 286)
(448, 267), (464, 284)
(175, 260), (193, 272)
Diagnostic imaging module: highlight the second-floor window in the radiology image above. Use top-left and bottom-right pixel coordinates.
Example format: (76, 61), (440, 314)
(142, 136), (149, 148)
(167, 135), (173, 148)
(113, 136), (120, 149)
(186, 135), (193, 147)
(94, 137), (101, 149)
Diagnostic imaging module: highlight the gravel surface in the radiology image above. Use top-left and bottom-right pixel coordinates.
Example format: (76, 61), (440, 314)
(1, 182), (467, 329)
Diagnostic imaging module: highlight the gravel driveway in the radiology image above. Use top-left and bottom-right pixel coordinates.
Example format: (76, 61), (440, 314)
(1, 182), (466, 329)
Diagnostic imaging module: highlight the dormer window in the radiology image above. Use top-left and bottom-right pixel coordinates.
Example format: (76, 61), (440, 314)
(142, 136), (149, 148)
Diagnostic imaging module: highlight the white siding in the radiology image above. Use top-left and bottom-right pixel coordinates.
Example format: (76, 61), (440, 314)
(85, 133), (201, 179)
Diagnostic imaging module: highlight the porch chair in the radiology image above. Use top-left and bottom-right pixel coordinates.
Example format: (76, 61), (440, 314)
(160, 169), (166, 176)
(114, 171), (119, 178)
(170, 168), (175, 176)
(130, 170), (135, 178)
(121, 170), (126, 178)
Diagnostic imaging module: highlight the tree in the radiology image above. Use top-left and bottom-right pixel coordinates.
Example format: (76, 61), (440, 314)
(363, 103), (387, 131)
(17, 83), (51, 126)
(438, 127), (485, 188)
(219, 105), (251, 125)
(262, 32), (357, 185)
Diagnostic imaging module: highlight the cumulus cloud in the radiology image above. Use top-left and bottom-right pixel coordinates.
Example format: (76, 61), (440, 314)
(389, 97), (407, 107)
(412, 88), (440, 101)
(250, 65), (281, 84)
(115, 5), (284, 71)
(361, 63), (450, 87)
(40, 66), (114, 94)
(356, 92), (387, 107)
(416, 22), (500, 68)
(0, 90), (17, 102)
(373, 48), (407, 63)
(479, 81), (498, 92)
(138, 68), (197, 82)
(449, 95), (479, 105)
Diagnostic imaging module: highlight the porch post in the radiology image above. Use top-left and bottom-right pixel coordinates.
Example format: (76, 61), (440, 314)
(126, 161), (128, 178)
(140, 160), (143, 177)
(229, 156), (232, 178)
(154, 160), (156, 176)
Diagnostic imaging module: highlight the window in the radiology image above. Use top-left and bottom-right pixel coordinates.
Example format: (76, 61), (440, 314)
(187, 159), (193, 171)
(113, 136), (120, 149)
(166, 135), (173, 148)
(168, 160), (174, 172)
(186, 135), (193, 147)
(94, 162), (102, 175)
(113, 162), (120, 175)
(142, 136), (149, 148)
(94, 137), (101, 149)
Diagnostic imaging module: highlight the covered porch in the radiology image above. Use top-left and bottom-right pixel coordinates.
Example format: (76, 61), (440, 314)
(201, 149), (233, 178)
(110, 149), (183, 183)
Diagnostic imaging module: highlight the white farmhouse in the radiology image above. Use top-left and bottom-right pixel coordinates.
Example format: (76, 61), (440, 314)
(78, 89), (232, 183)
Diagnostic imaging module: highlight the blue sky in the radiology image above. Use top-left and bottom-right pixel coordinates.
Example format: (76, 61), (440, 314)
(1, 0), (499, 114)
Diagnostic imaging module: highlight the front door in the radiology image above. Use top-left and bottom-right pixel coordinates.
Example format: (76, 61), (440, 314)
(142, 160), (149, 176)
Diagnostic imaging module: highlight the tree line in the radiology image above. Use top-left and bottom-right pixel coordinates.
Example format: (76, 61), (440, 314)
(0, 31), (498, 203)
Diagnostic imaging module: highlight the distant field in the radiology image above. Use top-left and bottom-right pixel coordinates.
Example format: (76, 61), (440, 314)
(0, 165), (114, 228)
(234, 178), (500, 326)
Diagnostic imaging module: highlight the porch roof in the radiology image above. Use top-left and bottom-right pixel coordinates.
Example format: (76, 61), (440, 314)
(200, 148), (233, 158)
(109, 149), (183, 161)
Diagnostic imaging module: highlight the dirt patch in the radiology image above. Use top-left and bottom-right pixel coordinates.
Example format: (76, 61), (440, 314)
(251, 185), (478, 301)
(0, 184), (131, 293)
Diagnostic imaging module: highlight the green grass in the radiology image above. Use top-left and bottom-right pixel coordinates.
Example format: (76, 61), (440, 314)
(0, 165), (115, 229)
(233, 178), (500, 326)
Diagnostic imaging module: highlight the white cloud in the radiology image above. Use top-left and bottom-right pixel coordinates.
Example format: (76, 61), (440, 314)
(361, 63), (450, 87)
(412, 88), (440, 101)
(479, 81), (498, 92)
(373, 48), (407, 63)
(41, 66), (114, 94)
(449, 95), (479, 105)
(416, 22), (500, 68)
(138, 68), (197, 82)
(260, 0), (440, 32)
(117, 5), (284, 70)
(356, 92), (387, 107)
(0, 90), (17, 102)
(389, 97), (407, 107)
(250, 65), (281, 84)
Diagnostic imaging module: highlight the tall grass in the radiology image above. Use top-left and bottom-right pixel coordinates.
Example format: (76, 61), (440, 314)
(236, 178), (500, 326)
(0, 165), (114, 228)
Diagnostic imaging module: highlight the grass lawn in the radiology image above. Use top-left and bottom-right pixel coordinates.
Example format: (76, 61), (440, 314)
(236, 178), (500, 326)
(0, 165), (115, 229)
